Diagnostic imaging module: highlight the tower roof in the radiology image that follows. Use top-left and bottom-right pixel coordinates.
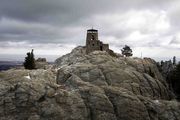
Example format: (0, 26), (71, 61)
(87, 29), (98, 32)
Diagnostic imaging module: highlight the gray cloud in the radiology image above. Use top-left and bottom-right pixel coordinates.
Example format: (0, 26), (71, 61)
(0, 0), (180, 60)
(0, 0), (173, 25)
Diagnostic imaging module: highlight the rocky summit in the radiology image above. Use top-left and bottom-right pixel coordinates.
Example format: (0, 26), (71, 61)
(0, 46), (180, 120)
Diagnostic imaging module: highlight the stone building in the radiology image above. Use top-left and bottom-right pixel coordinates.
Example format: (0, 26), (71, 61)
(86, 29), (109, 54)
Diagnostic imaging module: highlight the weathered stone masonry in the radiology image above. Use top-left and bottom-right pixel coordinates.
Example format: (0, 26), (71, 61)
(86, 29), (109, 54)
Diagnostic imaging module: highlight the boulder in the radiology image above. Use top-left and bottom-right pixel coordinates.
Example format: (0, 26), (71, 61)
(35, 58), (49, 69)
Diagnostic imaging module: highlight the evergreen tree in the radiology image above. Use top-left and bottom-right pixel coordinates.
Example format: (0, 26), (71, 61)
(160, 60), (164, 67)
(23, 49), (36, 70)
(173, 56), (176, 65)
(170, 62), (180, 99)
(121, 45), (133, 57)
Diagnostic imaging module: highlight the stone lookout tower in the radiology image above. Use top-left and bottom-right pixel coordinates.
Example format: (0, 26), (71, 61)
(86, 29), (109, 53)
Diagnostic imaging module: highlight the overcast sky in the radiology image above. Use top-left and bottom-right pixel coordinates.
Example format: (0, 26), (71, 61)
(0, 0), (180, 61)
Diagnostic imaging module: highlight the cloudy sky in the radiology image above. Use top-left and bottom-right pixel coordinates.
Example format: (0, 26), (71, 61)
(0, 0), (180, 61)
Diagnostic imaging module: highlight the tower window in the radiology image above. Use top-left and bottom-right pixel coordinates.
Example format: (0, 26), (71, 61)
(92, 35), (95, 40)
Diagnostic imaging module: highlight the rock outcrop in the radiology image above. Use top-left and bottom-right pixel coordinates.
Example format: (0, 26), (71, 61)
(0, 46), (180, 120)
(35, 58), (49, 69)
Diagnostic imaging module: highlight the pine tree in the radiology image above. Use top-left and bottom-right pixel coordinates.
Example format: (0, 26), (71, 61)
(170, 62), (180, 99)
(23, 49), (36, 70)
(173, 56), (176, 65)
(121, 45), (133, 57)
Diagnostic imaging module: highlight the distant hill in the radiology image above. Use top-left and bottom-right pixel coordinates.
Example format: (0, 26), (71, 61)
(0, 61), (22, 71)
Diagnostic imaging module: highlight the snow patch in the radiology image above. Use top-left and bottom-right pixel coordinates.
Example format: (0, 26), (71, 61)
(154, 100), (159, 103)
(24, 73), (31, 80)
(24, 75), (31, 80)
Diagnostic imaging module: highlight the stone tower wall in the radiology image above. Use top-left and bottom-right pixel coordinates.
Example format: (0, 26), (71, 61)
(86, 29), (109, 54)
(103, 44), (109, 51)
(86, 31), (98, 46)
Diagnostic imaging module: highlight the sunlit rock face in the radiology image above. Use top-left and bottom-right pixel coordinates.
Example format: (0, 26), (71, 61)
(0, 46), (179, 120)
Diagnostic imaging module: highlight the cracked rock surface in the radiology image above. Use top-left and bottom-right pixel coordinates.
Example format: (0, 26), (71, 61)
(0, 46), (180, 120)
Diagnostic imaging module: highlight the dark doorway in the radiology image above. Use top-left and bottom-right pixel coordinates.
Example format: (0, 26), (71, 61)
(100, 46), (103, 51)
